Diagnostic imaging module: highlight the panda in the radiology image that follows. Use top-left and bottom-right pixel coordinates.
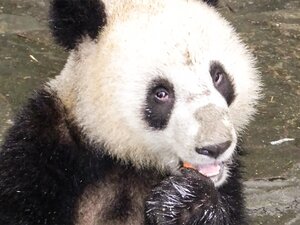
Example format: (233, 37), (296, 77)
(0, 0), (261, 224)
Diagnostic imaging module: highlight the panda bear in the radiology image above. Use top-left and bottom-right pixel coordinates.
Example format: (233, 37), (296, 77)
(0, 0), (261, 224)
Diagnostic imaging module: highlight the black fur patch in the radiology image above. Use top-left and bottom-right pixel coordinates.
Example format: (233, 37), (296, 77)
(49, 0), (107, 50)
(144, 78), (175, 130)
(106, 190), (132, 221)
(0, 90), (113, 224)
(210, 61), (236, 105)
(202, 0), (219, 7)
(218, 147), (247, 224)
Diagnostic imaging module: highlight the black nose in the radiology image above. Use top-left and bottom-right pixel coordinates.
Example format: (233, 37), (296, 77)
(195, 141), (232, 158)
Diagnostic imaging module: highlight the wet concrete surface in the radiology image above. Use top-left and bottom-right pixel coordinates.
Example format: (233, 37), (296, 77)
(0, 0), (299, 224)
(221, 1), (300, 224)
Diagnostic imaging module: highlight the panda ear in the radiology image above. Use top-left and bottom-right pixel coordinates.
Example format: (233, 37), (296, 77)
(202, 0), (219, 7)
(49, 0), (107, 50)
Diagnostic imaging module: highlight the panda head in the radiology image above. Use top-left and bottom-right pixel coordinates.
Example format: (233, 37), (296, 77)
(49, 0), (261, 186)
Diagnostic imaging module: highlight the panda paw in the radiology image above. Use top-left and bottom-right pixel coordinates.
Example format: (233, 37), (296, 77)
(145, 168), (229, 225)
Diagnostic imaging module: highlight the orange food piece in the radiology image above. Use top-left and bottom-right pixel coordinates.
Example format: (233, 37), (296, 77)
(183, 162), (195, 169)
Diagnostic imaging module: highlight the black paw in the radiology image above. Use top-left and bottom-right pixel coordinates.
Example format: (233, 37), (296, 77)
(145, 169), (229, 225)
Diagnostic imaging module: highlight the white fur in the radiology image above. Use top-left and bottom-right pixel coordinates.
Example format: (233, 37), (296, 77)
(49, 0), (261, 186)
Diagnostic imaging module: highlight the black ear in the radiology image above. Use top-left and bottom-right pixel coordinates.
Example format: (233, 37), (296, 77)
(202, 0), (219, 7)
(50, 0), (107, 50)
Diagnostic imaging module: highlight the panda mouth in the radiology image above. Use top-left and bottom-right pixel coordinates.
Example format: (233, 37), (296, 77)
(182, 161), (224, 178)
(197, 162), (223, 177)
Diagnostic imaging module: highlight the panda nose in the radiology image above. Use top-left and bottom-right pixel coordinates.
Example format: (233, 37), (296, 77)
(195, 141), (232, 158)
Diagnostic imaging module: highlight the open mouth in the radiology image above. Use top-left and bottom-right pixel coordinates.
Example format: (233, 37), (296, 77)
(182, 161), (224, 180)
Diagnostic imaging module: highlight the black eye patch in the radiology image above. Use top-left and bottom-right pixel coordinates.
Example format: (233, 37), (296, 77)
(143, 78), (175, 130)
(210, 61), (236, 105)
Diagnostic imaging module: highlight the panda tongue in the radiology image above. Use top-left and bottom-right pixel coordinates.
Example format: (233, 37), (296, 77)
(197, 163), (220, 177)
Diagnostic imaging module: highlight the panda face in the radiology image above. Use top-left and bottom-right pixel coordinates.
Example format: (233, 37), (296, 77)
(50, 0), (261, 186)
(141, 69), (237, 186)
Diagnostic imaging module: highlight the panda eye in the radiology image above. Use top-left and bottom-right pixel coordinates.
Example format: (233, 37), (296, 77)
(213, 71), (223, 86)
(144, 78), (175, 129)
(155, 88), (169, 102)
(210, 61), (236, 106)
